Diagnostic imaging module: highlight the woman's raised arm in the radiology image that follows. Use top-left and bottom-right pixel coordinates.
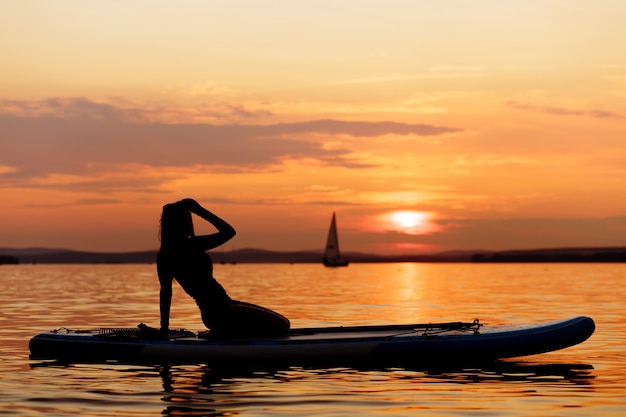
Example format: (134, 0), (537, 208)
(183, 199), (236, 250)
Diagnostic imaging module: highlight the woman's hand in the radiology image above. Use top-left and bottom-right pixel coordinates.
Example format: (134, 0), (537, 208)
(181, 198), (201, 212)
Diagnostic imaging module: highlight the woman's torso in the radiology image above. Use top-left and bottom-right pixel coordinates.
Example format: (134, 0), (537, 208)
(158, 239), (229, 302)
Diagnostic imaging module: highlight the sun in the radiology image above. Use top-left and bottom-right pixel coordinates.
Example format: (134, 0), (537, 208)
(384, 210), (437, 235)
(389, 211), (427, 229)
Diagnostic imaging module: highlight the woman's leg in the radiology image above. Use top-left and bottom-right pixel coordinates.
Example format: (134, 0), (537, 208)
(228, 301), (290, 336)
(203, 300), (289, 337)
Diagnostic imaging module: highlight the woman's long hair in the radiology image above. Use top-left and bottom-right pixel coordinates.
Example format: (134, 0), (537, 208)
(159, 202), (194, 244)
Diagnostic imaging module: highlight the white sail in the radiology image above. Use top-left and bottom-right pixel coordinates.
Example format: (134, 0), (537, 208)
(323, 212), (349, 267)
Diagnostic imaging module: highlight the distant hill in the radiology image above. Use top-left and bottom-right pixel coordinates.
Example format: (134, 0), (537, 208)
(0, 255), (19, 264)
(472, 247), (626, 263)
(0, 248), (158, 264)
(1, 246), (626, 264)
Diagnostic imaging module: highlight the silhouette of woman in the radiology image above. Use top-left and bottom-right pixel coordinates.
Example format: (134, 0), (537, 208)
(157, 198), (290, 337)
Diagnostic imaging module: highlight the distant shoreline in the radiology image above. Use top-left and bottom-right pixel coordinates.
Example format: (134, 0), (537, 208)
(2, 246), (626, 264)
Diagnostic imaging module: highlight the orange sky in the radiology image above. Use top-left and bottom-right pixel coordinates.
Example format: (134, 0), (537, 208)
(1, 1), (625, 255)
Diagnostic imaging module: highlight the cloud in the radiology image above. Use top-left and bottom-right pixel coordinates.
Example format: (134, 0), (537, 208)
(181, 82), (238, 98)
(24, 170), (173, 194)
(24, 197), (122, 208)
(508, 101), (622, 119)
(308, 184), (342, 192)
(0, 97), (143, 121)
(454, 154), (535, 167)
(0, 97), (271, 124)
(0, 97), (460, 186)
(263, 119), (459, 137)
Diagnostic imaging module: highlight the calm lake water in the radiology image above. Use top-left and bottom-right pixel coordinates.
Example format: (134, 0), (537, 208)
(1, 263), (624, 416)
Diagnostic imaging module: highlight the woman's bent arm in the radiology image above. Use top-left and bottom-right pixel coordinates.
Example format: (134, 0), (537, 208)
(183, 199), (236, 250)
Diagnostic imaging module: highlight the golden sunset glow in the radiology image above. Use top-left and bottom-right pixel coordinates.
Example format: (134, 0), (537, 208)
(393, 211), (425, 230)
(385, 211), (438, 236)
(1, 1), (625, 255)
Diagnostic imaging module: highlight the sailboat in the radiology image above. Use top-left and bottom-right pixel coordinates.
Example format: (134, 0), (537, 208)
(323, 212), (349, 267)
